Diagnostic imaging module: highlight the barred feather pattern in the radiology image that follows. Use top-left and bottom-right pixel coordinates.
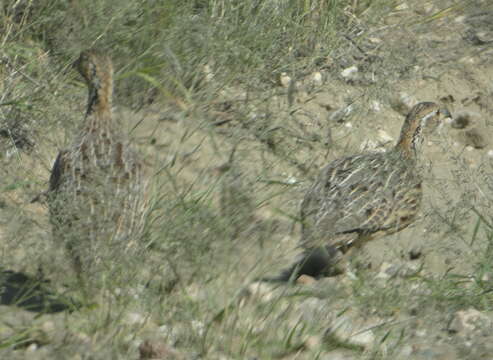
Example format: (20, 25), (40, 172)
(300, 151), (422, 252)
(269, 102), (450, 281)
(47, 50), (147, 282)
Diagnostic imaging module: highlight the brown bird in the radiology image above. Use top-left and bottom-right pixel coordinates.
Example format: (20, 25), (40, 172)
(47, 50), (147, 288)
(269, 102), (451, 281)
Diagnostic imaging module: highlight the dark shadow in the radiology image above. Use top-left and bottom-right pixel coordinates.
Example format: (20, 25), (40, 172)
(259, 246), (343, 283)
(0, 269), (80, 313)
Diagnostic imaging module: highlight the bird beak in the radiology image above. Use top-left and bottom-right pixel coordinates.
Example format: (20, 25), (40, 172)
(439, 108), (452, 119)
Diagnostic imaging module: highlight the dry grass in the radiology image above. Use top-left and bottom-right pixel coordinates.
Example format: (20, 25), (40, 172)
(1, 0), (493, 358)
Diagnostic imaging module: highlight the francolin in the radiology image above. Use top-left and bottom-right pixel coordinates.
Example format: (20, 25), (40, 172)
(271, 102), (451, 281)
(47, 50), (147, 289)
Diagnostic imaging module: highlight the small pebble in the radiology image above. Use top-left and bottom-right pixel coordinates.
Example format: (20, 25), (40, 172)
(312, 71), (323, 86)
(341, 65), (358, 78)
(371, 100), (381, 112)
(280, 72), (292, 88)
(297, 274), (317, 285)
(377, 129), (393, 144)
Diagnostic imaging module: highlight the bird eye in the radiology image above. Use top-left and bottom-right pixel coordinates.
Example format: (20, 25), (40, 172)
(438, 108), (451, 118)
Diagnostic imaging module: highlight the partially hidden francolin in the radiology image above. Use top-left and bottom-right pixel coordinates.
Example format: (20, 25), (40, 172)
(47, 50), (147, 288)
(271, 102), (451, 281)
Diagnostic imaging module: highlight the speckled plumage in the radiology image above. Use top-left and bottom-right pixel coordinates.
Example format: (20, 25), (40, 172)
(48, 50), (146, 282)
(272, 102), (451, 281)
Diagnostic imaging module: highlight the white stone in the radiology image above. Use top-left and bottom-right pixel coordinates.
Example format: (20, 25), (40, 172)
(285, 174), (298, 185)
(203, 64), (214, 82)
(328, 315), (375, 348)
(312, 71), (323, 85)
(280, 72), (292, 88)
(377, 129), (393, 144)
(26, 343), (38, 352)
(371, 100), (381, 112)
(399, 92), (416, 109)
(395, 3), (409, 10)
(191, 320), (205, 336)
(455, 15), (466, 23)
(449, 308), (492, 335)
(341, 65), (358, 79)
(329, 104), (354, 123)
(246, 281), (276, 302)
(376, 262), (400, 280)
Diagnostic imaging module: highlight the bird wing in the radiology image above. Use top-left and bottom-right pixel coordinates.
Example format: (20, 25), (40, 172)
(301, 152), (415, 250)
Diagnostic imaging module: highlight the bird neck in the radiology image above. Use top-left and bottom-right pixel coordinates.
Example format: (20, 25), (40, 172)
(395, 132), (421, 159)
(394, 115), (426, 160)
(85, 80), (113, 133)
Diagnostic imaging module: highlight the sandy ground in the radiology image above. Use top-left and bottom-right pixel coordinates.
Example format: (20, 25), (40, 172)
(1, 0), (493, 358)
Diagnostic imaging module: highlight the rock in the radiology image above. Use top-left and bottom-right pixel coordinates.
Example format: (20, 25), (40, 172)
(312, 72), (323, 86)
(26, 343), (38, 352)
(328, 105), (354, 123)
(191, 320), (205, 337)
(244, 281), (278, 303)
(203, 64), (214, 82)
(395, 3), (409, 10)
(340, 66), (359, 82)
(399, 262), (422, 277)
(376, 261), (421, 280)
(371, 100), (381, 112)
(297, 275), (317, 285)
(325, 314), (376, 349)
(414, 3), (436, 15)
(448, 308), (492, 336)
(390, 93), (416, 115)
(280, 73), (292, 88)
(408, 247), (423, 260)
(475, 31), (493, 43)
(377, 129), (393, 144)
(464, 29), (490, 46)
(376, 262), (401, 280)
